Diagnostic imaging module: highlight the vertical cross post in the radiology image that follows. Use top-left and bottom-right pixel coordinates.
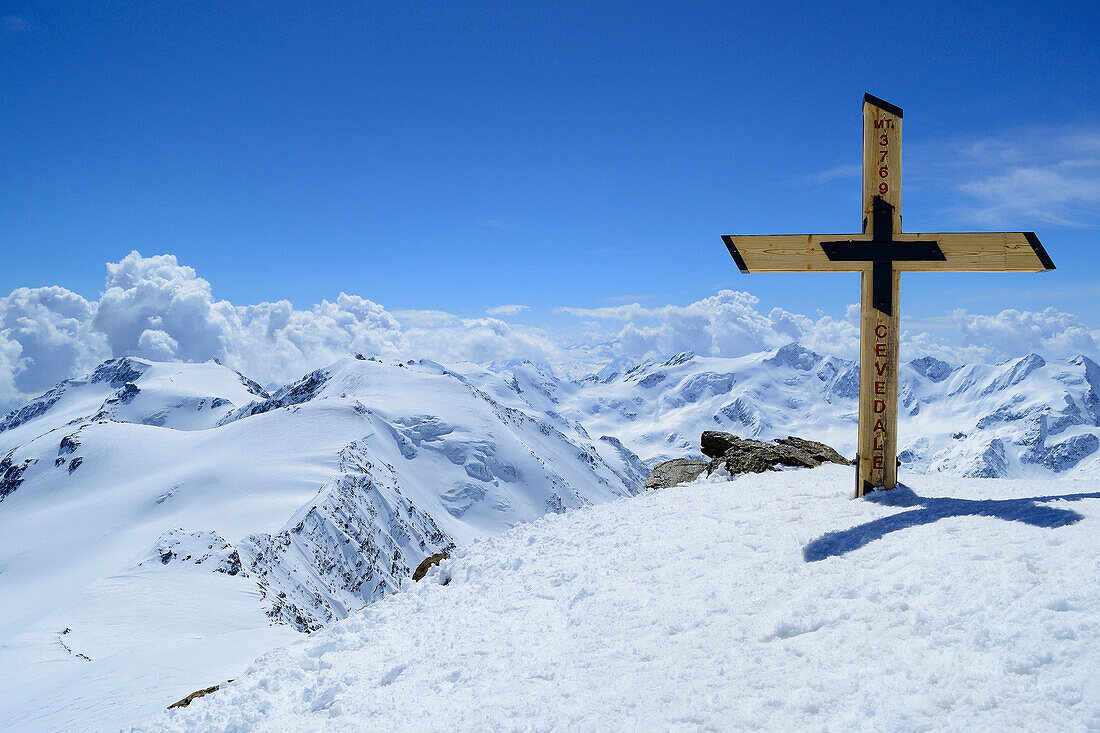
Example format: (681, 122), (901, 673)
(857, 95), (902, 494)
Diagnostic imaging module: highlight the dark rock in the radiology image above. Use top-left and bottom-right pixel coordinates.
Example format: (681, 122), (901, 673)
(59, 434), (81, 456)
(645, 458), (709, 490)
(1026, 433), (1099, 473)
(167, 682), (229, 710)
(774, 437), (852, 466)
(909, 356), (953, 383)
(90, 357), (148, 387)
(707, 437), (819, 475)
(215, 549), (244, 576)
(106, 382), (140, 405)
(0, 451), (33, 502)
(700, 433), (851, 476)
(235, 371), (269, 398)
(67, 456), (83, 473)
(700, 430), (738, 458)
(412, 552), (450, 582)
(222, 368), (330, 423)
(963, 438), (1009, 478)
(0, 383), (68, 434)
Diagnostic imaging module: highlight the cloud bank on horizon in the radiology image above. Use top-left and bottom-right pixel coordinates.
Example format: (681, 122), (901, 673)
(0, 251), (1096, 410)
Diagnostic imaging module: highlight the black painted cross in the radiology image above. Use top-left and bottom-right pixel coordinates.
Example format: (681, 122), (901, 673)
(721, 94), (1055, 496)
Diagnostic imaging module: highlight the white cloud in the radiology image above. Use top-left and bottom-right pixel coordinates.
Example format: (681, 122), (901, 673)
(905, 307), (1100, 364)
(558, 292), (861, 361)
(931, 128), (1100, 228)
(93, 252), (231, 363)
(485, 305), (529, 317)
(556, 304), (651, 321)
(0, 252), (1096, 411)
(802, 164), (861, 185)
(0, 286), (109, 394)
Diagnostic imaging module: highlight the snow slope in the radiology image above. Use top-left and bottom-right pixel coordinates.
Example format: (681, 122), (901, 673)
(148, 465), (1100, 731)
(3, 345), (1099, 730)
(0, 355), (644, 731)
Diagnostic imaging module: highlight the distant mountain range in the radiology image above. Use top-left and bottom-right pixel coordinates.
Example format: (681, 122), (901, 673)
(502, 343), (1100, 478)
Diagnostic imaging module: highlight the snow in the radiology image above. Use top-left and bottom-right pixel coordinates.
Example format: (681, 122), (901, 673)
(147, 465), (1100, 731)
(0, 355), (644, 730)
(499, 347), (1100, 477)
(3, 346), (1100, 730)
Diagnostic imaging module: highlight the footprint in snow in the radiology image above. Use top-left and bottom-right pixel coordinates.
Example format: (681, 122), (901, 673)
(379, 664), (406, 687)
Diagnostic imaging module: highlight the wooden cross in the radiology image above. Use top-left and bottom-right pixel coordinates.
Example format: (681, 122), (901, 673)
(721, 94), (1055, 497)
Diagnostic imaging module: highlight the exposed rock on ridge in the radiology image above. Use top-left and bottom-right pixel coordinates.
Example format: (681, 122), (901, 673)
(647, 431), (851, 489)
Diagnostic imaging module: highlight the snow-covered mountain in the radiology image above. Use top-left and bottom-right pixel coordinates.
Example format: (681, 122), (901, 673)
(2, 344), (1098, 730)
(495, 344), (1100, 478)
(0, 355), (645, 730)
(145, 466), (1100, 730)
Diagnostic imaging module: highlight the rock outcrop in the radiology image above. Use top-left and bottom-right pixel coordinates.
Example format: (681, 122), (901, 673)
(167, 682), (230, 710)
(412, 552), (451, 581)
(644, 458), (709, 490)
(773, 437), (852, 467)
(646, 431), (851, 488)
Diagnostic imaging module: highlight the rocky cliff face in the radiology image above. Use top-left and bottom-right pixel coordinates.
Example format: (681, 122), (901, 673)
(240, 440), (453, 631)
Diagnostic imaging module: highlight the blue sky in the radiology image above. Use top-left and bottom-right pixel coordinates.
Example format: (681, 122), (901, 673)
(1, 1), (1099, 394)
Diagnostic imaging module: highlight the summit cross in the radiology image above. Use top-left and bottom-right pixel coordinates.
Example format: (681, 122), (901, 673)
(721, 94), (1055, 497)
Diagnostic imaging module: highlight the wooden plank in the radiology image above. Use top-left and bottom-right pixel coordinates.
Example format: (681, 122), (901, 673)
(863, 94), (902, 239)
(722, 232), (1053, 273)
(891, 232), (1054, 272)
(722, 234), (868, 273)
(857, 95), (903, 494)
(857, 268), (899, 492)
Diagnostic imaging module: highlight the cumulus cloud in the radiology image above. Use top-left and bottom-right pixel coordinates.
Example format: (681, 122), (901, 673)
(0, 287), (109, 394)
(905, 308), (1100, 365)
(558, 292), (861, 361)
(554, 292), (1098, 370)
(93, 252), (230, 363)
(485, 304), (529, 317)
(0, 252), (1095, 411)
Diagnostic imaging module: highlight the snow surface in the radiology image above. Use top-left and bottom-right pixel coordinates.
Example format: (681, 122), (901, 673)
(148, 465), (1100, 731)
(0, 355), (644, 730)
(3, 346), (1100, 730)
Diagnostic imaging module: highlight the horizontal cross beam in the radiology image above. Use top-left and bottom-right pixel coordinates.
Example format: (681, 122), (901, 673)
(721, 231), (1054, 274)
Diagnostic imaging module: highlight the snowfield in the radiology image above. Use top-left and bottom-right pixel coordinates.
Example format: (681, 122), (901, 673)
(149, 465), (1099, 731)
(3, 346), (1100, 730)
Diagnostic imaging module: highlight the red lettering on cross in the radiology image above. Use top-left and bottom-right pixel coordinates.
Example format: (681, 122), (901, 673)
(873, 399), (886, 413)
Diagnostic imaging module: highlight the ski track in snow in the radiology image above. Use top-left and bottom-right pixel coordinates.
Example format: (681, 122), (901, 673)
(149, 465), (1100, 731)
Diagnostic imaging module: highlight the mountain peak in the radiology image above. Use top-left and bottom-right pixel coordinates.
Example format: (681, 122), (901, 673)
(908, 355), (954, 383)
(765, 342), (821, 371)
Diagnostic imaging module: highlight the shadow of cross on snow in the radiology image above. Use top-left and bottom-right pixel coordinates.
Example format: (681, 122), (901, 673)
(803, 485), (1100, 562)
